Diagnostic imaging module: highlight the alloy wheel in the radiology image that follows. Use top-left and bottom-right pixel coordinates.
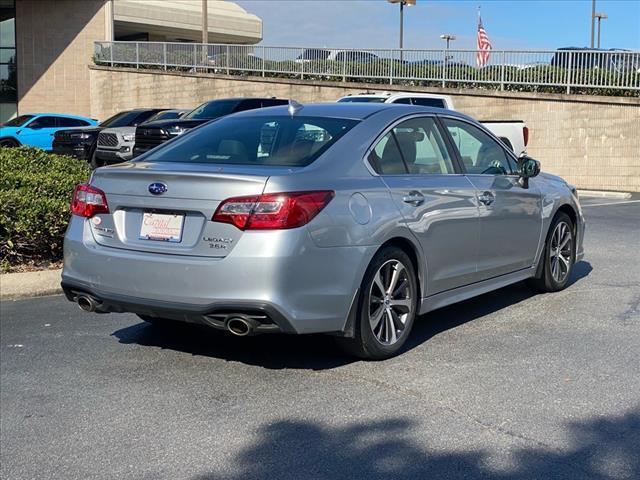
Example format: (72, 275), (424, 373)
(549, 221), (573, 283)
(368, 259), (413, 346)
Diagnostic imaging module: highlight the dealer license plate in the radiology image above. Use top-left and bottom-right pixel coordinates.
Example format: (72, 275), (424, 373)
(139, 212), (184, 243)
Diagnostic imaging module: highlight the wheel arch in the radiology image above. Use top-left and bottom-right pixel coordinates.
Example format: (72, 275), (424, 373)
(0, 136), (21, 147)
(377, 236), (425, 300)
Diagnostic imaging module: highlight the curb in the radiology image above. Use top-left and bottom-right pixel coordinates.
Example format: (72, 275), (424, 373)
(578, 190), (632, 199)
(0, 269), (63, 300)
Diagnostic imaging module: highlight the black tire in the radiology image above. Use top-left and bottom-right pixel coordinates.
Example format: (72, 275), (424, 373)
(90, 150), (105, 169)
(337, 246), (418, 360)
(527, 212), (575, 292)
(0, 138), (20, 148)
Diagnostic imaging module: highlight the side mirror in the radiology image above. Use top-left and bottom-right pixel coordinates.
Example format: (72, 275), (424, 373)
(517, 154), (540, 188)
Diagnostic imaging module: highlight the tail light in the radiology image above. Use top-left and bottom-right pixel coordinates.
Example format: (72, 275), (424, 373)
(213, 191), (334, 230)
(71, 184), (109, 218)
(523, 126), (529, 147)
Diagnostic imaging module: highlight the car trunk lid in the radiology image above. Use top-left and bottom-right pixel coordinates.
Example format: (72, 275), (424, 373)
(88, 161), (281, 257)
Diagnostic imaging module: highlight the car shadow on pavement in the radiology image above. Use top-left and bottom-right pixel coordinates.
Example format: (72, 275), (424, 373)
(111, 261), (592, 370)
(190, 406), (638, 480)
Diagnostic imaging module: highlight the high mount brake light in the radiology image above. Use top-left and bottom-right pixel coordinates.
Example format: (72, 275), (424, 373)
(70, 184), (109, 218)
(213, 191), (335, 230)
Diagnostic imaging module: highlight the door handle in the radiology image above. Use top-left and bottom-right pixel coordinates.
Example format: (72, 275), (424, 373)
(402, 191), (425, 206)
(478, 191), (495, 206)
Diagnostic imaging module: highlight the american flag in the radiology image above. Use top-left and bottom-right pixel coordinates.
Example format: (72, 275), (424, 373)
(476, 14), (492, 68)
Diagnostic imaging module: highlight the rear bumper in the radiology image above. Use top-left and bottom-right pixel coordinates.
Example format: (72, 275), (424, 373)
(62, 216), (375, 335)
(61, 281), (293, 334)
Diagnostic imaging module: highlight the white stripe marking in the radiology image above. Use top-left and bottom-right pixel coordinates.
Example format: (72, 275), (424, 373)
(582, 200), (640, 207)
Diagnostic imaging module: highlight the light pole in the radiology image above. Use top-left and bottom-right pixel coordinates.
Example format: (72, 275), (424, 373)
(440, 34), (455, 64)
(590, 0), (596, 48)
(595, 12), (608, 48)
(440, 34), (456, 50)
(387, 0), (416, 61)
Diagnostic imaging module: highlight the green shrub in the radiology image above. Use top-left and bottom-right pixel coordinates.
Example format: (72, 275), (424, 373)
(0, 147), (90, 271)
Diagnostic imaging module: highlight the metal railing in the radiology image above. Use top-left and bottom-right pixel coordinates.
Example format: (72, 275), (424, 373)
(94, 41), (640, 94)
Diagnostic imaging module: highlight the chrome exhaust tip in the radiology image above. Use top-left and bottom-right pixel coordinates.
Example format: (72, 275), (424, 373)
(226, 317), (252, 337)
(76, 294), (99, 313)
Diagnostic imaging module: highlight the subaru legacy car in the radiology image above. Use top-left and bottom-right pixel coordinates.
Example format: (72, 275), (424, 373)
(0, 113), (97, 149)
(132, 97), (288, 157)
(62, 103), (584, 359)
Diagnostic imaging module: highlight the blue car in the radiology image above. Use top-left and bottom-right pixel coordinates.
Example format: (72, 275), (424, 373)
(0, 113), (98, 150)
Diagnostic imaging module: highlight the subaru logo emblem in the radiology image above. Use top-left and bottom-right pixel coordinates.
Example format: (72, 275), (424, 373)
(148, 182), (167, 195)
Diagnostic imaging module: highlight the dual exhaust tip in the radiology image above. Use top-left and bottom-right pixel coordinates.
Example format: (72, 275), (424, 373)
(76, 293), (258, 336)
(226, 316), (258, 337)
(76, 294), (101, 313)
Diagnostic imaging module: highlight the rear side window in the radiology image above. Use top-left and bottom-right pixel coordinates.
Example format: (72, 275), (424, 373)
(369, 117), (455, 175)
(338, 97), (387, 103)
(58, 117), (90, 127)
(145, 116), (358, 167)
(410, 98), (446, 108)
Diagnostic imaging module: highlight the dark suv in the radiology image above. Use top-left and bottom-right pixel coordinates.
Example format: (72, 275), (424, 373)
(52, 108), (168, 166)
(132, 98), (288, 157)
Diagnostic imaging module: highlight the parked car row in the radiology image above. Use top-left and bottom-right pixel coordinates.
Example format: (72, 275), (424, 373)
(51, 97), (287, 168)
(1, 92), (528, 171)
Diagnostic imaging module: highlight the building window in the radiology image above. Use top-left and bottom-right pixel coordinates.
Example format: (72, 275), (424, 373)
(1, 0), (17, 122)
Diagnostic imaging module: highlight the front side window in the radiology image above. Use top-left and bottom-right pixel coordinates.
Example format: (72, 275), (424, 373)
(27, 116), (57, 128)
(443, 118), (514, 175)
(368, 117), (455, 175)
(144, 115), (358, 167)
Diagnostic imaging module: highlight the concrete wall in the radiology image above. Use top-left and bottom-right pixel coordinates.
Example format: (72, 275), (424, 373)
(16, 0), (107, 117)
(89, 66), (640, 192)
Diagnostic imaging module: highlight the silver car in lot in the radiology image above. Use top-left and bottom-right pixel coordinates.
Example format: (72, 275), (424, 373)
(62, 103), (585, 359)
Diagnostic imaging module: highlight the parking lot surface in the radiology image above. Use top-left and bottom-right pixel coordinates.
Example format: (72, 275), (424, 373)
(1, 197), (639, 480)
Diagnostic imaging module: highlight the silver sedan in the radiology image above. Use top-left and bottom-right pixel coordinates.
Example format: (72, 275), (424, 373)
(62, 102), (585, 359)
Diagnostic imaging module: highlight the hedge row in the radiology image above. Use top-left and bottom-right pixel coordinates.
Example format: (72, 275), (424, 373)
(0, 148), (90, 271)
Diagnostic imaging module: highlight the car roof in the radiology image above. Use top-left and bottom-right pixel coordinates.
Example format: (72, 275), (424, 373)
(201, 97), (287, 103)
(231, 102), (467, 121)
(24, 112), (94, 120)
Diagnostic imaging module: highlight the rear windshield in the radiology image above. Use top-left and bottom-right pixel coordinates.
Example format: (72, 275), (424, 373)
(3, 114), (34, 127)
(144, 110), (183, 123)
(144, 116), (358, 167)
(338, 97), (387, 103)
(100, 110), (157, 128)
(183, 100), (240, 120)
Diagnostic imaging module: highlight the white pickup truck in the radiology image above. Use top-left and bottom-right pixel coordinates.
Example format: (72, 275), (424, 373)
(337, 92), (529, 155)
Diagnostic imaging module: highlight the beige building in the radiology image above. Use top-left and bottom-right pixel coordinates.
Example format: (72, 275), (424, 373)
(0, 0), (262, 122)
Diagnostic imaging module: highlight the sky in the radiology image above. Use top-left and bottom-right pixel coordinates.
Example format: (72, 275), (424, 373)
(236, 0), (640, 51)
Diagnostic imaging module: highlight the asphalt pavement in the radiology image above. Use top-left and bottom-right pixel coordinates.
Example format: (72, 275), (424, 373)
(1, 197), (639, 480)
